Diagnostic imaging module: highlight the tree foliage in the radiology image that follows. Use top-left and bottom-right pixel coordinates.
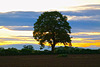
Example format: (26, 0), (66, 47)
(33, 11), (72, 52)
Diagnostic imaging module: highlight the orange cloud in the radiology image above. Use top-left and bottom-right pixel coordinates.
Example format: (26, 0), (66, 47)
(0, 40), (39, 46)
(72, 38), (91, 41)
(72, 42), (100, 47)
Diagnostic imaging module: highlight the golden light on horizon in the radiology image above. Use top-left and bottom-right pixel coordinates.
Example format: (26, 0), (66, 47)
(0, 26), (100, 48)
(72, 43), (100, 47)
(0, 40), (39, 46)
(1, 40), (100, 48)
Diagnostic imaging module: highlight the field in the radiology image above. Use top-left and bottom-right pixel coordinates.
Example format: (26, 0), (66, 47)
(0, 54), (100, 67)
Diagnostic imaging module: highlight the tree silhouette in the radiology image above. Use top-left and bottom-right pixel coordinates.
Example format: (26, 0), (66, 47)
(23, 45), (34, 50)
(33, 11), (72, 52)
(20, 45), (34, 55)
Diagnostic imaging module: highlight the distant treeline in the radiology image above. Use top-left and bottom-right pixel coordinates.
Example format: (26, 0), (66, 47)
(0, 45), (100, 56)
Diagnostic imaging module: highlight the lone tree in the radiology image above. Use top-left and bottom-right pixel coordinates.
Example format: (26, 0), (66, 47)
(33, 11), (72, 52)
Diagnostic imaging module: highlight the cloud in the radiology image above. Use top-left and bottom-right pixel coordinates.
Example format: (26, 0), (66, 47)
(5, 26), (33, 30)
(71, 32), (100, 44)
(72, 37), (100, 43)
(72, 38), (91, 41)
(62, 9), (100, 16)
(65, 4), (100, 11)
(0, 4), (100, 26)
(67, 15), (100, 21)
(0, 26), (100, 49)
(0, 40), (39, 46)
(0, 26), (33, 38)
(72, 42), (100, 48)
(62, 5), (100, 33)
(71, 32), (100, 36)
(0, 11), (41, 26)
(0, 9), (100, 34)
(0, 11), (41, 18)
(0, 26), (39, 46)
(85, 45), (100, 49)
(62, 4), (100, 16)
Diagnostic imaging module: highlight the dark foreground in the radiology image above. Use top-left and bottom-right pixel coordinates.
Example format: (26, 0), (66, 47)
(0, 54), (100, 67)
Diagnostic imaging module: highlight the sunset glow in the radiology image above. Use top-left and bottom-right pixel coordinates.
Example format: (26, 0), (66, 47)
(0, 0), (100, 49)
(0, 26), (100, 48)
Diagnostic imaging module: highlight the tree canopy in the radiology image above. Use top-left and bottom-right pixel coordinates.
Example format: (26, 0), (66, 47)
(33, 11), (72, 52)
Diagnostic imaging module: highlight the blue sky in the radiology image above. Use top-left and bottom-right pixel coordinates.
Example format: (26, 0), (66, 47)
(0, 4), (100, 50)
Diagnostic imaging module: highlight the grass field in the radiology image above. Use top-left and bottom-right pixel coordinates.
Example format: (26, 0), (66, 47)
(0, 54), (100, 67)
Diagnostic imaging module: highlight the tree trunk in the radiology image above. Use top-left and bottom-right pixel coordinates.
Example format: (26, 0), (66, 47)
(51, 44), (55, 53)
(52, 35), (56, 52)
(51, 32), (55, 53)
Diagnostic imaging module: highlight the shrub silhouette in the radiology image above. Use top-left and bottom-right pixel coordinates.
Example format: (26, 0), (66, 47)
(0, 47), (19, 56)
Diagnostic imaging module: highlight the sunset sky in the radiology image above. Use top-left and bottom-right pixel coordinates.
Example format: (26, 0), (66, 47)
(0, 0), (100, 50)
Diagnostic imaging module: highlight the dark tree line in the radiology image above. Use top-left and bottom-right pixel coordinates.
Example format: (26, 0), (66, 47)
(0, 45), (34, 56)
(0, 45), (100, 56)
(54, 46), (100, 54)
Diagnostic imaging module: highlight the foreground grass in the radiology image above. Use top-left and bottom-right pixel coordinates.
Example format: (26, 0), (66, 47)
(0, 54), (100, 67)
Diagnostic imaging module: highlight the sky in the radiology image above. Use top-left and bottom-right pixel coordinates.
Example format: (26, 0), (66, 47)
(0, 0), (100, 50)
(0, 0), (100, 12)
